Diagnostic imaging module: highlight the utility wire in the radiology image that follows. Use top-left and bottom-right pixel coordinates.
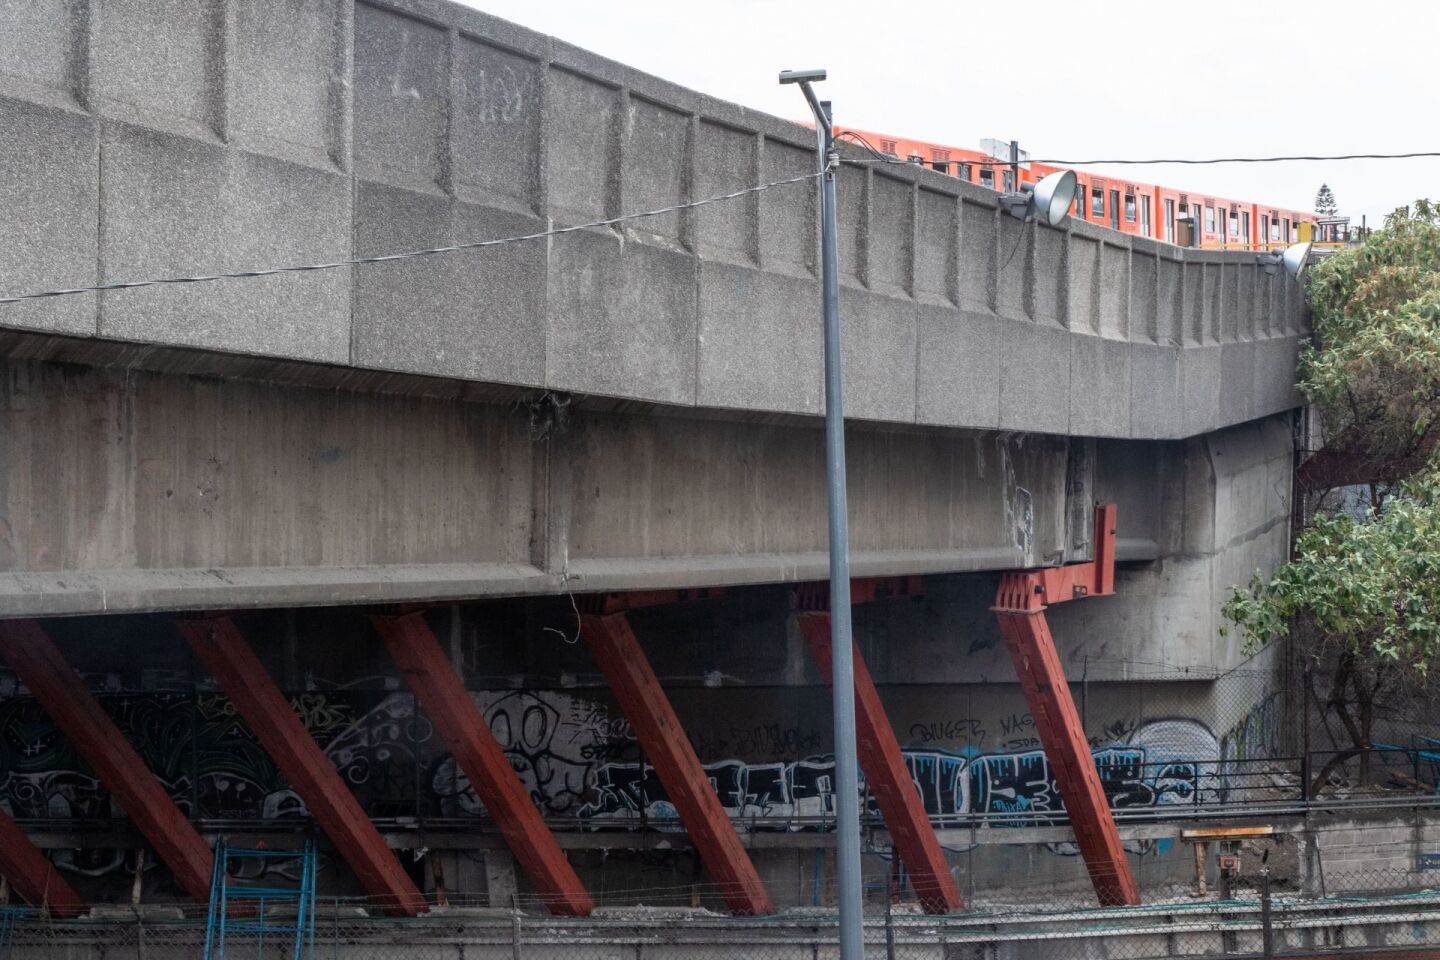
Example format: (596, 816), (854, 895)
(0, 171), (821, 306)
(835, 132), (1440, 168)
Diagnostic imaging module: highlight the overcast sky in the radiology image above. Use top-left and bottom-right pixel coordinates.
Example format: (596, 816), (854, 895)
(458, 0), (1436, 228)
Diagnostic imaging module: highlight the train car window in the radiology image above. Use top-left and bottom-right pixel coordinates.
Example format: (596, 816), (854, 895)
(1074, 181), (1086, 217)
(1205, 206), (1215, 234)
(1091, 186), (1104, 217)
(1124, 193), (1137, 221)
(1002, 169), (1015, 192)
(980, 167), (994, 188)
(931, 161), (949, 174)
(958, 162), (972, 181)
(1229, 210), (1238, 236)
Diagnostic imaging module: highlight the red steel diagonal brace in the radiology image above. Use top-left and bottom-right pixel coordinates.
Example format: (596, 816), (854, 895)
(0, 619), (215, 905)
(992, 503), (1140, 907)
(178, 617), (427, 917)
(0, 807), (86, 917)
(579, 612), (774, 916)
(796, 608), (963, 914)
(371, 611), (593, 916)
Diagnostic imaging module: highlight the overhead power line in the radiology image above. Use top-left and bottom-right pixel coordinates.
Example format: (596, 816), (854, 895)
(0, 171), (820, 306)
(1005, 151), (1440, 167)
(835, 132), (1440, 167)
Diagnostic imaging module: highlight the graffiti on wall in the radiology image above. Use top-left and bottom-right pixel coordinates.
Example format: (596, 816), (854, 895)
(1219, 691), (1285, 765)
(1, 682), (1225, 877)
(571, 718), (1221, 826)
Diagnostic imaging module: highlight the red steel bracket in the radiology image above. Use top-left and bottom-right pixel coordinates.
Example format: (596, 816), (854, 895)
(580, 612), (774, 916)
(0, 619), (215, 905)
(577, 588), (728, 616)
(793, 576), (923, 612)
(992, 503), (1140, 907)
(0, 807), (86, 917)
(178, 617), (427, 917)
(371, 611), (593, 916)
(796, 607), (963, 914)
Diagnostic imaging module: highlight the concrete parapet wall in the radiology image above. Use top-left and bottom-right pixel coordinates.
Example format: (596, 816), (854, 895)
(0, 0), (1305, 441)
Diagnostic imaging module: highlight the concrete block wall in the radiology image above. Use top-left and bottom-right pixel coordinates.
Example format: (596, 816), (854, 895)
(1305, 815), (1439, 895)
(0, 0), (1306, 442)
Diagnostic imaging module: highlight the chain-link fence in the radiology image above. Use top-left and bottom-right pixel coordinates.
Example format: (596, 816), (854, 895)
(8, 876), (1440, 960)
(11, 814), (1440, 959)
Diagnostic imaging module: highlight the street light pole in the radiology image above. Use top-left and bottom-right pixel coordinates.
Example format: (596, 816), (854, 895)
(779, 67), (863, 960)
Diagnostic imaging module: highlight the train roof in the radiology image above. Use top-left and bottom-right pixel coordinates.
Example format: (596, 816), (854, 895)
(840, 127), (1314, 221)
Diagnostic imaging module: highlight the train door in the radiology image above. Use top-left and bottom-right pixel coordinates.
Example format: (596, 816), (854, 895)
(1141, 195), (1152, 237)
(1109, 189), (1119, 229)
(1165, 199), (1175, 242)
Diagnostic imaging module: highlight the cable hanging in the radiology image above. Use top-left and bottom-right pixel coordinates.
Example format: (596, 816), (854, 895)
(835, 131), (1440, 167)
(0, 171), (821, 306)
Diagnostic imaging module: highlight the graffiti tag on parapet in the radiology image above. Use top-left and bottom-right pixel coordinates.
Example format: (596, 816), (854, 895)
(908, 718), (986, 746)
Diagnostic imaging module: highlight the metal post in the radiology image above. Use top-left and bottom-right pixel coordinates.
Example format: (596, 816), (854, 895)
(781, 67), (863, 960)
(884, 881), (896, 960)
(1260, 867), (1274, 959)
(1301, 664), (1312, 803)
(1009, 139), (1020, 193)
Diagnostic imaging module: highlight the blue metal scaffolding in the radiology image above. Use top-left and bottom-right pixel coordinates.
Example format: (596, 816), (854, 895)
(203, 840), (317, 960)
(0, 907), (36, 960)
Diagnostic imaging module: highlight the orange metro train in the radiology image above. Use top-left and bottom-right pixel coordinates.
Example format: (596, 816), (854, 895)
(839, 127), (1316, 251)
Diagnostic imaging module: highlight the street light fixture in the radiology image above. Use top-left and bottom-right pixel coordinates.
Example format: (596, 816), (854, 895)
(998, 169), (1078, 227)
(1258, 241), (1312, 278)
(778, 66), (864, 960)
(1282, 241), (1312, 278)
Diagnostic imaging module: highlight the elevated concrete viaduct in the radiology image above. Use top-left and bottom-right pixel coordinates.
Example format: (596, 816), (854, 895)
(0, 0), (1302, 919)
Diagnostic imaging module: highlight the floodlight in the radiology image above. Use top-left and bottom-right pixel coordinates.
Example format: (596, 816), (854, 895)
(1281, 241), (1311, 278)
(1031, 170), (1077, 228)
(998, 169), (1077, 227)
(778, 68), (826, 85)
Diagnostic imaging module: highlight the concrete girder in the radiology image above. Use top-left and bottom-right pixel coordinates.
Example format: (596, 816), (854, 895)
(371, 611), (593, 916)
(579, 612), (774, 916)
(177, 616), (427, 917)
(0, 619), (215, 904)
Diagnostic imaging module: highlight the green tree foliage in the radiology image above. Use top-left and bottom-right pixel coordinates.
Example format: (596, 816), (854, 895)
(1224, 468), (1440, 672)
(1223, 202), (1440, 788)
(1315, 183), (1338, 217)
(1298, 201), (1440, 490)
